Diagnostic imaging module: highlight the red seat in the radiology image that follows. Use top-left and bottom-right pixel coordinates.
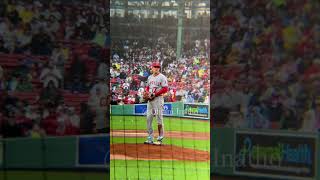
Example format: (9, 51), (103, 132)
(12, 92), (39, 104)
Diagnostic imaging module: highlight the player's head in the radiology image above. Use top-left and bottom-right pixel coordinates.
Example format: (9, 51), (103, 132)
(151, 62), (160, 74)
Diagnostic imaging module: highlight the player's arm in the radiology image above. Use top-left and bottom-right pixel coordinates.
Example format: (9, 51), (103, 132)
(154, 86), (168, 97)
(154, 75), (168, 97)
(145, 76), (150, 92)
(143, 76), (151, 101)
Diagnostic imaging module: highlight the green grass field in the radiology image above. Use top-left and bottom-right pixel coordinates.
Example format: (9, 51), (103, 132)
(0, 171), (108, 180)
(110, 160), (209, 180)
(110, 116), (210, 132)
(110, 116), (210, 180)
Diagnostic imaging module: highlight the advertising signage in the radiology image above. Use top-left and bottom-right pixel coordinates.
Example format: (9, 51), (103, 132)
(234, 130), (317, 180)
(134, 103), (172, 116)
(183, 103), (209, 119)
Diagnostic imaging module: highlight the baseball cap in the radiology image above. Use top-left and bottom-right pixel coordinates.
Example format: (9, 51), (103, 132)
(151, 62), (160, 68)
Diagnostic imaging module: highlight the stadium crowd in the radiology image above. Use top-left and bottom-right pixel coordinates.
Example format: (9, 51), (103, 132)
(212, 0), (320, 132)
(0, 0), (109, 138)
(111, 36), (210, 105)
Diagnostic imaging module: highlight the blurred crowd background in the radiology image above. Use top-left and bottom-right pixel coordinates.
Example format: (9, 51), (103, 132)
(110, 1), (210, 105)
(111, 38), (209, 105)
(212, 0), (320, 132)
(0, 0), (109, 138)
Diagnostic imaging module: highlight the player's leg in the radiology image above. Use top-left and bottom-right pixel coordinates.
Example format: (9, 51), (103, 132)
(156, 97), (164, 141)
(145, 100), (154, 144)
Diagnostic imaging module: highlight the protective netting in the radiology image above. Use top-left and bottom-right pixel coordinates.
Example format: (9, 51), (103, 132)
(110, 1), (210, 179)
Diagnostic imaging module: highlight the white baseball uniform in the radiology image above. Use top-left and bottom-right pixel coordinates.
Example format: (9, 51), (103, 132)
(146, 73), (168, 138)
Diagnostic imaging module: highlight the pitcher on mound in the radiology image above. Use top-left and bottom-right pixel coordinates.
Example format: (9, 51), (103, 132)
(143, 61), (168, 144)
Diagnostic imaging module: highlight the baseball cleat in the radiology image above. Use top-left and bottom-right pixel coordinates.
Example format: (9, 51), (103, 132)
(153, 141), (162, 145)
(144, 136), (153, 144)
(157, 136), (164, 142)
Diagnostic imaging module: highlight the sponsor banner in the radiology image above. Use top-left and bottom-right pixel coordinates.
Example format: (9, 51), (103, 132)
(234, 130), (317, 180)
(183, 103), (209, 119)
(134, 103), (172, 116)
(76, 135), (109, 168)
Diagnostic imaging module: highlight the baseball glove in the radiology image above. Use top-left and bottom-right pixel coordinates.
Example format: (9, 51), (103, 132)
(143, 91), (150, 101)
(143, 92), (156, 101)
(149, 93), (156, 100)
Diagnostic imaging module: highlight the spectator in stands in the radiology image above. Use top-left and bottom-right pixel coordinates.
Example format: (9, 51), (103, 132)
(88, 86), (107, 133)
(2, 23), (15, 53)
(92, 26), (107, 47)
(2, 111), (22, 137)
(64, 19), (75, 40)
(246, 106), (270, 129)
(97, 60), (108, 80)
(6, 74), (18, 91)
(2, 91), (19, 115)
(47, 15), (60, 34)
(70, 76), (86, 93)
(40, 61), (63, 88)
(80, 102), (95, 134)
(25, 105), (41, 124)
(64, 107), (80, 135)
(15, 25), (32, 53)
(28, 123), (45, 138)
(300, 97), (320, 132)
(280, 106), (298, 130)
(119, 69), (127, 80)
(41, 106), (58, 136)
(90, 78), (108, 96)
(30, 27), (53, 55)
(56, 102), (69, 135)
(0, 39), (9, 53)
(14, 105), (33, 136)
(225, 108), (246, 128)
(16, 76), (33, 92)
(88, 44), (102, 59)
(39, 80), (62, 108)
(51, 44), (66, 76)
(68, 55), (86, 84)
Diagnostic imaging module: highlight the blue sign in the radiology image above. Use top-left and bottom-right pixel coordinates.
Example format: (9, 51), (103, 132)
(163, 104), (172, 115)
(134, 104), (147, 115)
(77, 135), (109, 167)
(134, 103), (172, 115)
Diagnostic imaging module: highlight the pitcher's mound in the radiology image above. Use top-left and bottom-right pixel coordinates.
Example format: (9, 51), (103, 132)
(110, 144), (209, 162)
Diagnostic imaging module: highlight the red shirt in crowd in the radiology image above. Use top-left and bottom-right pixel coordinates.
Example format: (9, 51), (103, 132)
(64, 120), (79, 135)
(41, 113), (59, 136)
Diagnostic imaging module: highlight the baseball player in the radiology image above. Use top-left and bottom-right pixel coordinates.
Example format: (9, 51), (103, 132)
(144, 62), (168, 144)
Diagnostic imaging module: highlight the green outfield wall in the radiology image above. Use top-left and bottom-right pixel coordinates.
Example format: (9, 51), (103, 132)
(0, 135), (108, 170)
(111, 102), (209, 120)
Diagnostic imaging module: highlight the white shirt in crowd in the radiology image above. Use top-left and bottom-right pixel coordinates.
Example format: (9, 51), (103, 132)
(97, 62), (108, 79)
(39, 66), (63, 88)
